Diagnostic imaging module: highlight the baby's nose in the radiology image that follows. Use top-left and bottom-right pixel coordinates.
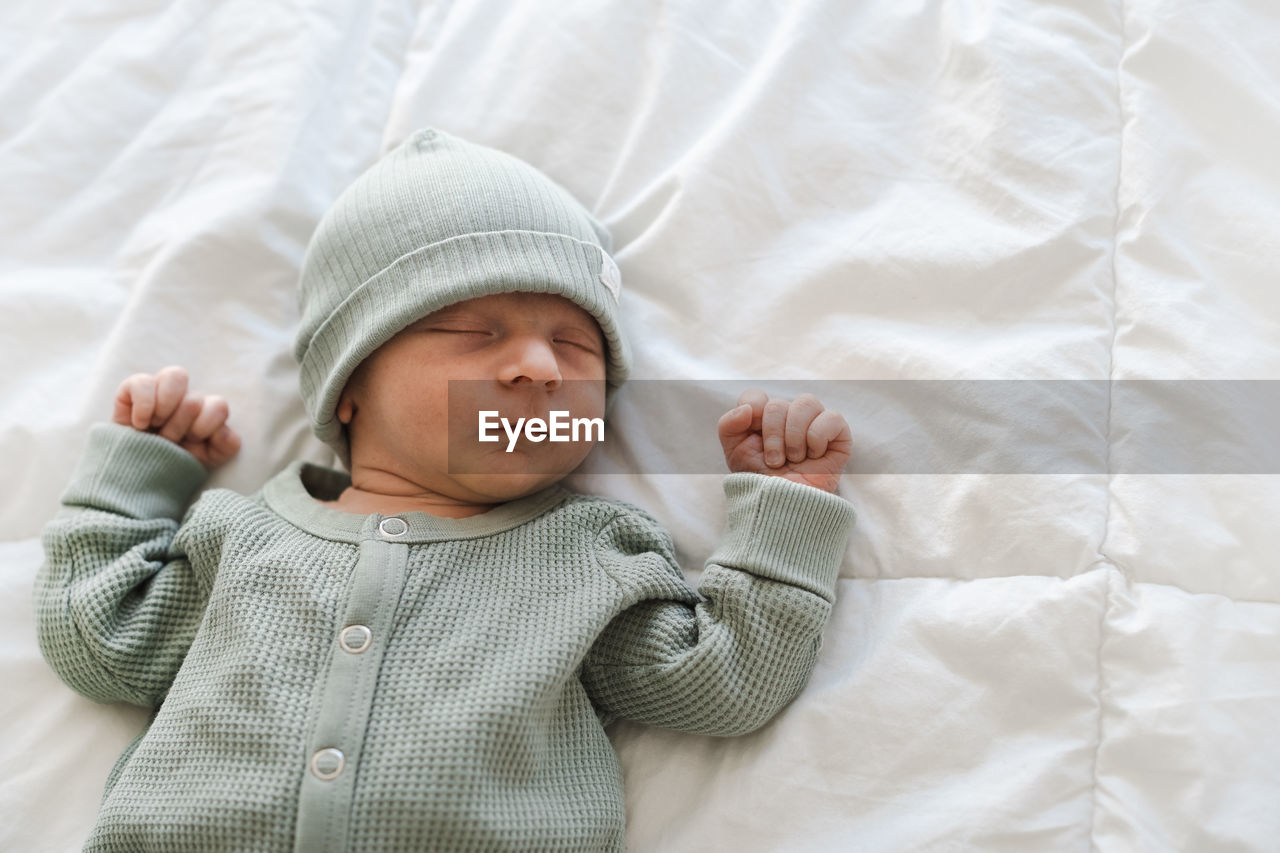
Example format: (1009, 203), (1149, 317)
(499, 337), (562, 389)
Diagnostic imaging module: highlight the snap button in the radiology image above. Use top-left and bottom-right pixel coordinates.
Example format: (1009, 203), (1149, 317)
(379, 517), (408, 537)
(310, 748), (345, 781)
(339, 624), (372, 654)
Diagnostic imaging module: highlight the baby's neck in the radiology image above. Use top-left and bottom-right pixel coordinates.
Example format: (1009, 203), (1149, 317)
(320, 487), (498, 518)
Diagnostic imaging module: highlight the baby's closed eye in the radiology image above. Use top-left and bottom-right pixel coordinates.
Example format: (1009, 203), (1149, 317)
(555, 338), (600, 354)
(431, 328), (590, 351)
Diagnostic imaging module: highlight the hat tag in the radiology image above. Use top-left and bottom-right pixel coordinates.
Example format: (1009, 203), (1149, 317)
(598, 251), (622, 303)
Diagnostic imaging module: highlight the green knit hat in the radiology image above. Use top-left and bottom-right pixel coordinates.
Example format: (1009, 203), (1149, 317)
(294, 127), (631, 469)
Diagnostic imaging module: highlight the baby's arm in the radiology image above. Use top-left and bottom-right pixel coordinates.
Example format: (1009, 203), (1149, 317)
(582, 390), (855, 735)
(581, 476), (854, 736)
(34, 367), (240, 707)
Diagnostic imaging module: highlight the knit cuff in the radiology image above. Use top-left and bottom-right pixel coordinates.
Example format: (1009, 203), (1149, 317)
(705, 472), (857, 602)
(60, 423), (209, 520)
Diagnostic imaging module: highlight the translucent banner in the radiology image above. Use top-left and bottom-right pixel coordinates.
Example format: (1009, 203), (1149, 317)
(445, 380), (1280, 475)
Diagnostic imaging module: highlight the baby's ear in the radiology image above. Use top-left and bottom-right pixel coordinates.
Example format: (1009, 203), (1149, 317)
(337, 392), (356, 425)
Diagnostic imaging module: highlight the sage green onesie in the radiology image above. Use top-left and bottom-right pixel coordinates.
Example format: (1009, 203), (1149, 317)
(36, 422), (856, 852)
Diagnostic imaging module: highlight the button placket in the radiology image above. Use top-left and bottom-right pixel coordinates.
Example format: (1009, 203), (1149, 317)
(295, 530), (412, 852)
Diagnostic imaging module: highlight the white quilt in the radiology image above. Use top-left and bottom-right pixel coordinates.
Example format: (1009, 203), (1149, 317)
(2, 1), (1278, 850)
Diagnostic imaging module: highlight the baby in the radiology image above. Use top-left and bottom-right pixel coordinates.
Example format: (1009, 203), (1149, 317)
(35, 127), (857, 852)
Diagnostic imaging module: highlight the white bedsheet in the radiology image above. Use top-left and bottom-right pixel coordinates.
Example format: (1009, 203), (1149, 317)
(2, 1), (1278, 850)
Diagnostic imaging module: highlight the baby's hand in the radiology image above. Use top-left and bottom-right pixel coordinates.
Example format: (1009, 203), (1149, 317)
(717, 389), (852, 493)
(112, 366), (242, 469)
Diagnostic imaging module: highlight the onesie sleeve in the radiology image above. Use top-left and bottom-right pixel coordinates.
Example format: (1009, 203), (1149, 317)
(582, 472), (856, 736)
(34, 422), (222, 709)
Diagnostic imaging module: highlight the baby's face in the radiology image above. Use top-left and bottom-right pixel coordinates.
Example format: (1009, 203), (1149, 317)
(337, 291), (607, 504)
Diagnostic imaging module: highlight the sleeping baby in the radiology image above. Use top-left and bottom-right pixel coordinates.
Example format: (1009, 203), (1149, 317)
(34, 127), (857, 852)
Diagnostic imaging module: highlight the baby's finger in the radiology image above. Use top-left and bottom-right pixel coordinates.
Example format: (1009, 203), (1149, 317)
(159, 396), (202, 443)
(761, 396), (789, 467)
(118, 374), (157, 430)
(188, 395), (230, 441)
(205, 424), (243, 467)
(806, 409), (851, 459)
(784, 394), (824, 463)
(113, 375), (141, 427)
(717, 403), (753, 438)
(736, 388), (769, 433)
(189, 422), (241, 468)
(152, 366), (189, 428)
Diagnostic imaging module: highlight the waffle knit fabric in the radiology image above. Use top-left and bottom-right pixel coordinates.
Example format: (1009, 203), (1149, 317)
(294, 127), (632, 470)
(35, 424), (856, 852)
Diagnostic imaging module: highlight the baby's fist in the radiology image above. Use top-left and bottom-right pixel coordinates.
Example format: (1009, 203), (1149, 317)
(717, 389), (851, 493)
(112, 366), (242, 469)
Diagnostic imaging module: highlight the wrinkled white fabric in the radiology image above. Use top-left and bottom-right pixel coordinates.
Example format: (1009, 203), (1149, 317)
(1, 0), (1277, 850)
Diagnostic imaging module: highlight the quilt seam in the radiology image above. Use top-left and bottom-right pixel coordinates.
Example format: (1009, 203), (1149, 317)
(1089, 0), (1129, 849)
(1087, 564), (1114, 853)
